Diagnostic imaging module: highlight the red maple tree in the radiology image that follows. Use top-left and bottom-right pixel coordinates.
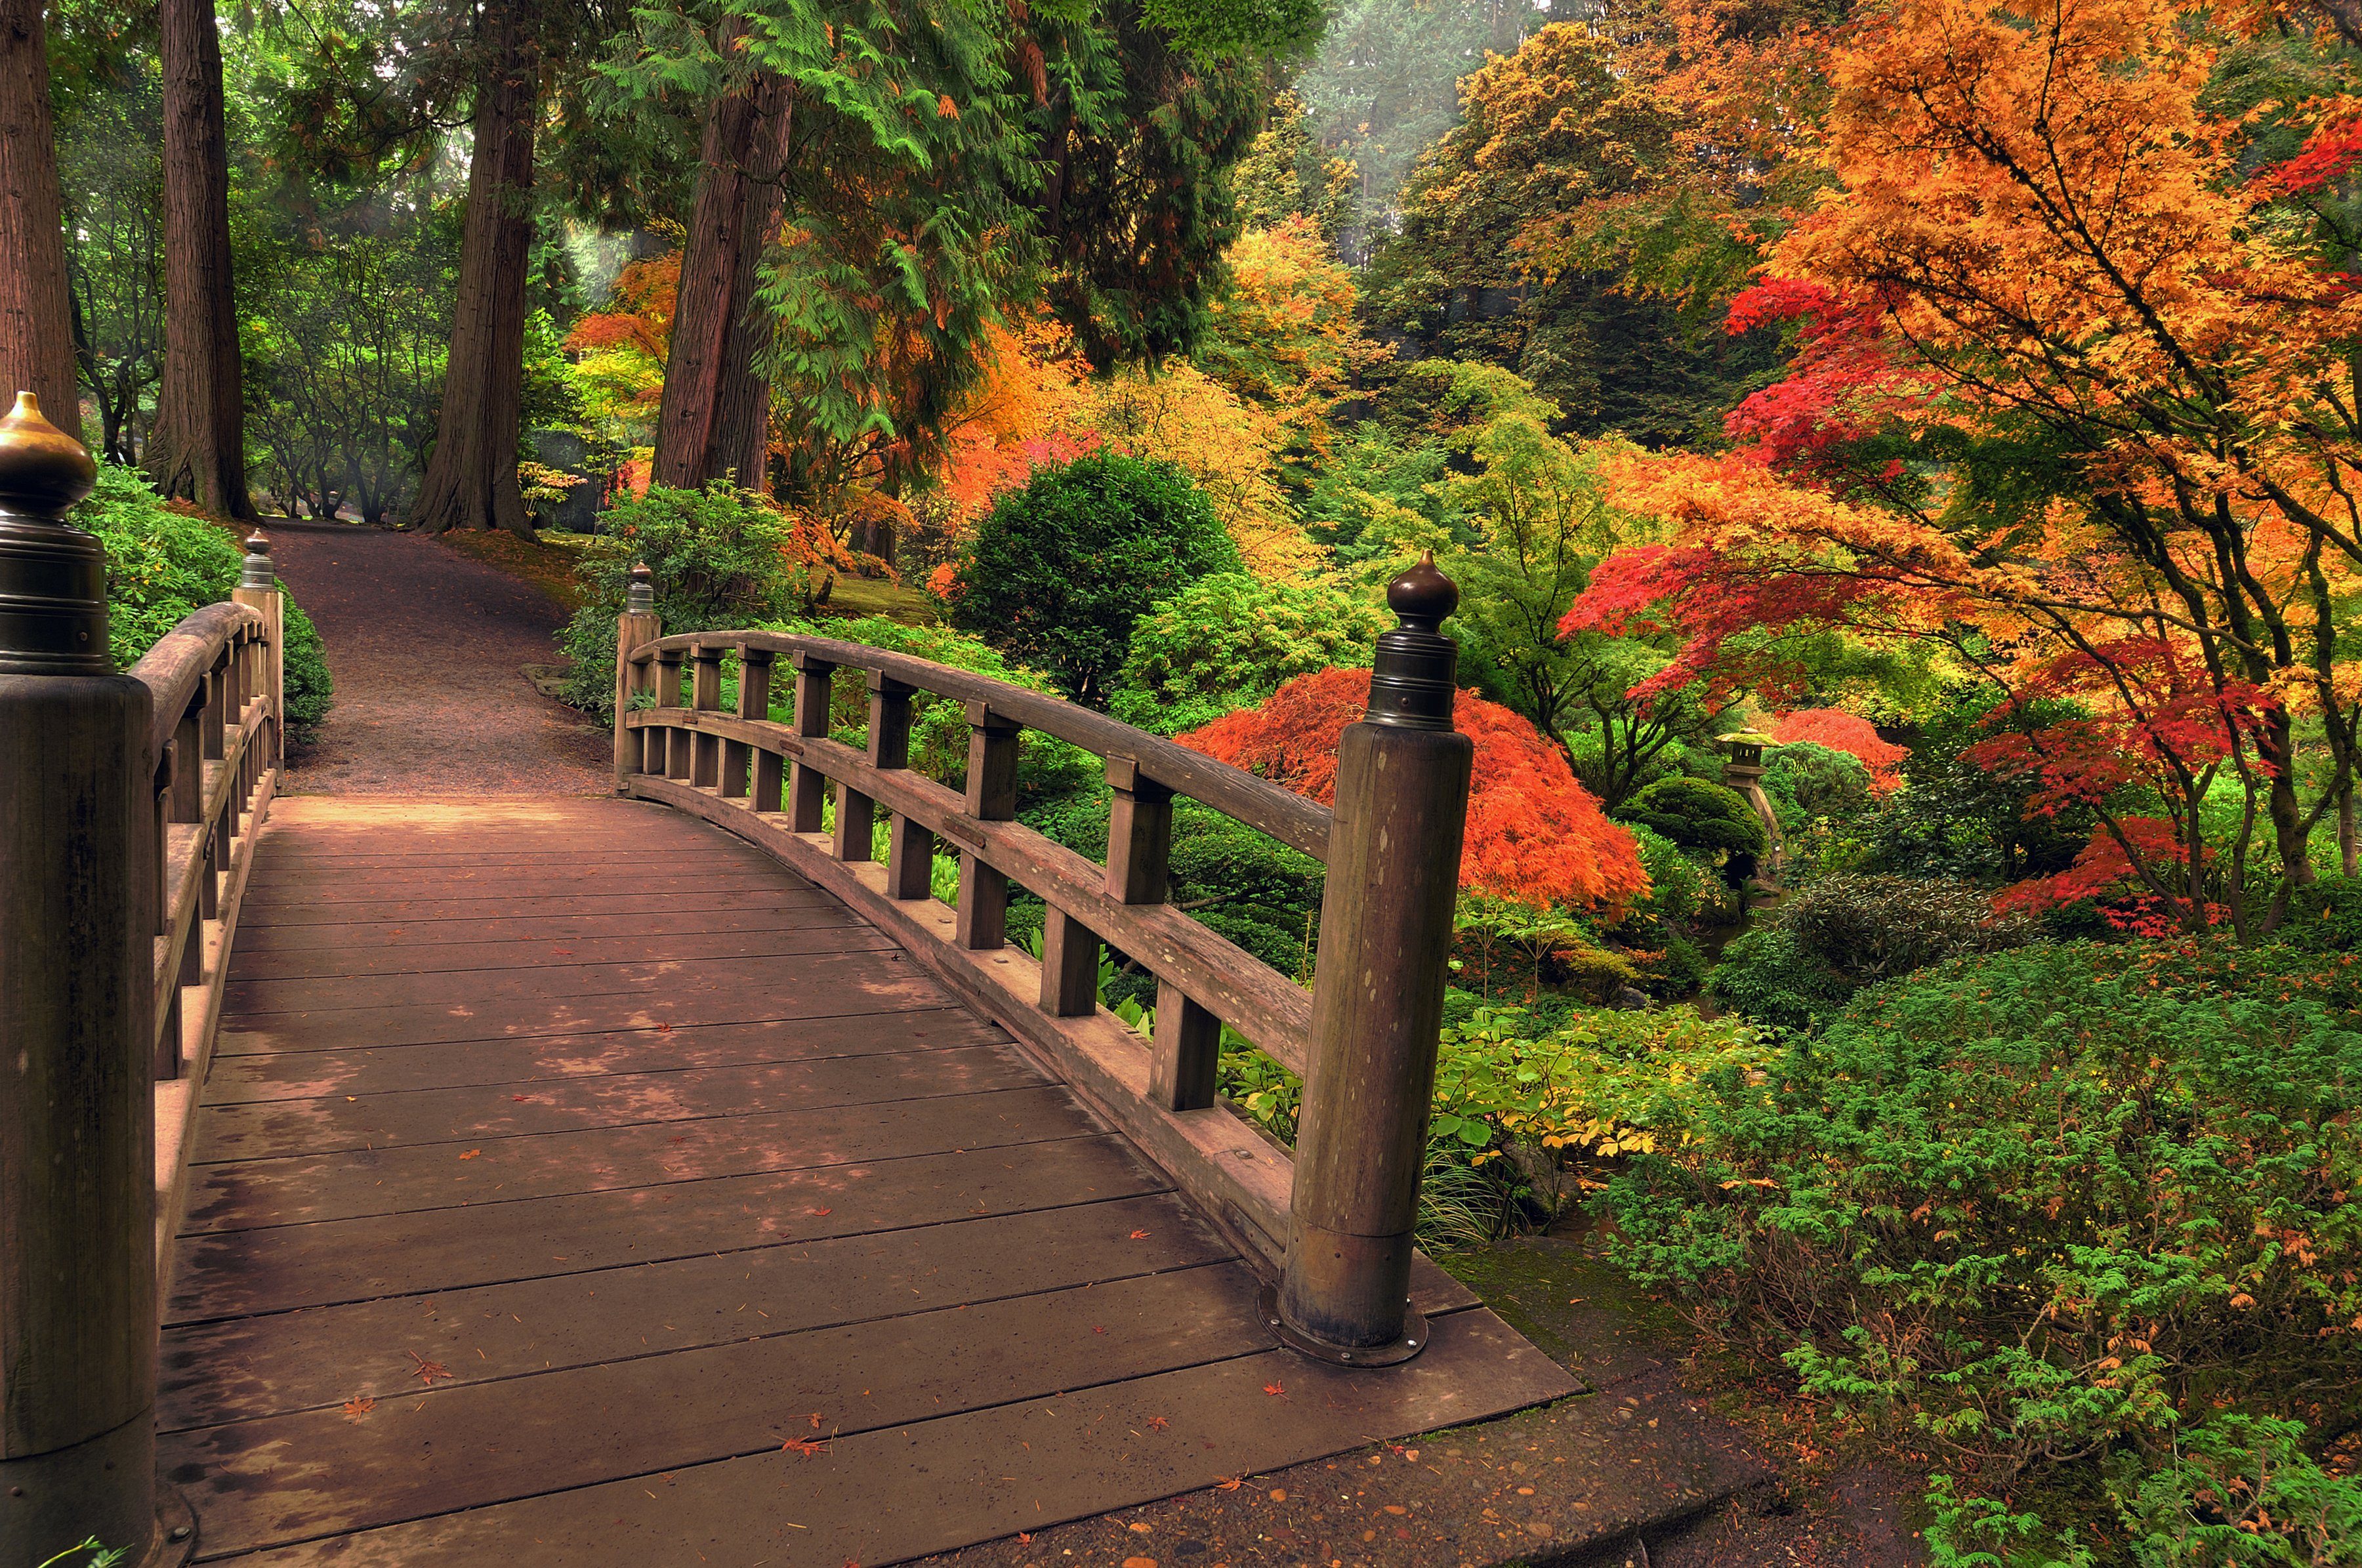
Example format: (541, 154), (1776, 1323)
(1768, 709), (1907, 790)
(1180, 667), (1651, 913)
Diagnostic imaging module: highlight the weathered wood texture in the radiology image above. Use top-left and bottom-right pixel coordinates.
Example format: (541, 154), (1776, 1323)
(161, 797), (1570, 1565)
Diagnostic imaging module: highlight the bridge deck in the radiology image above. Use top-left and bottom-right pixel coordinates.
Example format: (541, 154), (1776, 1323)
(157, 797), (1569, 1566)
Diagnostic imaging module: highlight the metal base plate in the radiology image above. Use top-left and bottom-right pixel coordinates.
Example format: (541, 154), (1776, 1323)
(1258, 1285), (1430, 1367)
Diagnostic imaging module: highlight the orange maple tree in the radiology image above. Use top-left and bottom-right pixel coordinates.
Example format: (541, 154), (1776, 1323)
(1180, 667), (1651, 913)
(1570, 0), (2362, 936)
(1769, 709), (1906, 791)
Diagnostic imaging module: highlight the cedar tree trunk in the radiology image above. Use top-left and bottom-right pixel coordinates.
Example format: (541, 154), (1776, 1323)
(0, 0), (81, 439)
(412, 7), (538, 535)
(655, 50), (788, 496)
(147, 0), (254, 518)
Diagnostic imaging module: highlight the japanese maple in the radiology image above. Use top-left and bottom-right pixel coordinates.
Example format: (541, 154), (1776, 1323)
(1180, 667), (1651, 913)
(1769, 709), (1907, 791)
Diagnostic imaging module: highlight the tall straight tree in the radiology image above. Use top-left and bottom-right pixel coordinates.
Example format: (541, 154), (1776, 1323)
(652, 29), (788, 495)
(0, 0), (82, 436)
(148, 0), (254, 518)
(411, 0), (539, 535)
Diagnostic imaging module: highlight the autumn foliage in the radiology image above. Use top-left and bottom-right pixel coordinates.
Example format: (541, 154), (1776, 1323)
(1180, 666), (1651, 913)
(1769, 709), (1906, 790)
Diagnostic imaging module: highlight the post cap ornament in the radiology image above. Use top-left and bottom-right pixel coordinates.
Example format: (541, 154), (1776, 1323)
(0, 390), (108, 676)
(1363, 550), (1460, 732)
(626, 561), (655, 615)
(240, 531), (275, 590)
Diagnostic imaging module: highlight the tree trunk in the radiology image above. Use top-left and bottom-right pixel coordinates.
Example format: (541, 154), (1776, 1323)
(411, 5), (538, 535)
(146, 0), (253, 518)
(0, 0), (82, 440)
(654, 47), (788, 496)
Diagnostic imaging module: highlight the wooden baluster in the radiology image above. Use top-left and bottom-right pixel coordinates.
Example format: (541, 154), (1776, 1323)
(168, 696), (205, 1072)
(833, 671), (894, 863)
(655, 645), (686, 780)
(233, 531), (284, 767)
(1104, 754), (1213, 1105)
(788, 653), (833, 831)
(1279, 554), (1474, 1364)
(223, 636), (249, 834)
(953, 701), (1020, 949)
(199, 653), (226, 919)
(690, 642), (722, 789)
(741, 649), (781, 812)
(868, 671), (934, 897)
(1039, 908), (1098, 1018)
(612, 563), (660, 787)
(0, 389), (159, 1557)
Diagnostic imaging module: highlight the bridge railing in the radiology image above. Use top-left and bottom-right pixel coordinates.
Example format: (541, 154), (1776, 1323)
(617, 556), (1474, 1368)
(0, 392), (283, 1563)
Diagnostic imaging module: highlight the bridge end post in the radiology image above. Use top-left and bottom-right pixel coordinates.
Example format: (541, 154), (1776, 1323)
(1276, 552), (1472, 1365)
(0, 391), (161, 1563)
(613, 562), (660, 791)
(232, 530), (282, 765)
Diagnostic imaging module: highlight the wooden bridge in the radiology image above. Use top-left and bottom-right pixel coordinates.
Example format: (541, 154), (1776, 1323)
(0, 396), (1573, 1567)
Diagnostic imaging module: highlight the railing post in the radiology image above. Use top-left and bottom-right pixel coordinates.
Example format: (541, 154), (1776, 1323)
(232, 531), (282, 766)
(0, 392), (160, 1563)
(655, 643), (686, 781)
(690, 640), (722, 789)
(740, 648), (781, 810)
(871, 671), (933, 897)
(788, 652), (833, 831)
(613, 562), (660, 789)
(953, 701), (1020, 949)
(1102, 754), (1213, 1102)
(1275, 554), (1472, 1367)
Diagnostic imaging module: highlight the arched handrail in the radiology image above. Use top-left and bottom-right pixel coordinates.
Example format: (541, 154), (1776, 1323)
(131, 599), (264, 764)
(627, 629), (1332, 860)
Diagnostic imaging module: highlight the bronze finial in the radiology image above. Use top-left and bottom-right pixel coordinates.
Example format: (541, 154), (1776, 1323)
(0, 390), (110, 676)
(626, 560), (655, 614)
(239, 530), (274, 590)
(1364, 550), (1460, 732)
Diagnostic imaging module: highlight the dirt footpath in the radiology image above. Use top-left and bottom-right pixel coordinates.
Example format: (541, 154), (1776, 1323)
(262, 521), (611, 796)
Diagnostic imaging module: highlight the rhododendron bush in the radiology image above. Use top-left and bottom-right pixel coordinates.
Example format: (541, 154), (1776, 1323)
(1180, 666), (1651, 913)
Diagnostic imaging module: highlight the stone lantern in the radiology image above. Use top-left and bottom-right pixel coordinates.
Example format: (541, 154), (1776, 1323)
(1718, 729), (1782, 875)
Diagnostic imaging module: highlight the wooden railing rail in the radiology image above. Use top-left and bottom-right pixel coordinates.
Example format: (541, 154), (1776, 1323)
(616, 556), (1474, 1371)
(0, 394), (283, 1565)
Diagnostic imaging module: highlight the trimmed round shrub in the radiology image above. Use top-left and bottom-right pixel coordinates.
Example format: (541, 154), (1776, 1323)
(950, 453), (1239, 709)
(1112, 573), (1384, 736)
(1615, 775), (1766, 856)
(1761, 740), (1873, 828)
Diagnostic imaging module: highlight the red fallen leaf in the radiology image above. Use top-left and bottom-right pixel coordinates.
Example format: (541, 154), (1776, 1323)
(1092, 1325), (1107, 1335)
(1146, 1416), (1169, 1430)
(809, 1413), (823, 1430)
(511, 1095), (529, 1102)
(781, 1436), (829, 1456)
(1263, 1382), (1285, 1397)
(655, 1022), (674, 1033)
(1016, 1534), (1032, 1545)
(1129, 1229), (1150, 1240)
(457, 1150), (482, 1161)
(342, 1396), (376, 1420)
(407, 1351), (454, 1386)
(808, 1207), (833, 1217)
(1214, 1475), (1244, 1492)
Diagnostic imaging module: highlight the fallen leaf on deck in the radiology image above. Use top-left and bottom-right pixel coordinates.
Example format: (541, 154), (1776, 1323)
(342, 1397), (375, 1420)
(807, 1208), (833, 1216)
(1263, 1381), (1285, 1397)
(407, 1351), (454, 1385)
(1092, 1325), (1107, 1334)
(1213, 1477), (1243, 1493)
(1129, 1229), (1150, 1240)
(1146, 1416), (1169, 1430)
(781, 1437), (829, 1456)
(808, 1413), (823, 1430)
(458, 1149), (481, 1161)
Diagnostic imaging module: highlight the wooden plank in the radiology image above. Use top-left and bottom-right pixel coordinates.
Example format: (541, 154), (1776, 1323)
(210, 1307), (1571, 1568)
(168, 1134), (1166, 1321)
(239, 869), (798, 905)
(203, 1008), (1006, 1104)
(246, 850), (777, 890)
(223, 943), (909, 1018)
(236, 887), (835, 929)
(165, 1262), (1271, 1557)
(254, 844), (780, 871)
(183, 1083), (1092, 1233)
(215, 956), (950, 1053)
(159, 1190), (1229, 1428)
(234, 901), (852, 954)
(226, 919), (878, 983)
(194, 1043), (1043, 1161)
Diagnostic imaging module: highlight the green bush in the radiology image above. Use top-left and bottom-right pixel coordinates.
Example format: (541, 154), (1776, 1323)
(1710, 873), (2037, 1029)
(75, 464), (333, 742)
(556, 483), (812, 719)
(2287, 874), (2362, 952)
(1625, 822), (1710, 926)
(1602, 942), (2362, 1564)
(1615, 775), (1766, 857)
(1704, 924), (1856, 1034)
(1760, 740), (1873, 829)
(950, 453), (1239, 708)
(1111, 572), (1384, 735)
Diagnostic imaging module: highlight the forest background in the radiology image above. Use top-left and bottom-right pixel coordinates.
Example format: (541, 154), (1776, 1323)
(22, 0), (2362, 1559)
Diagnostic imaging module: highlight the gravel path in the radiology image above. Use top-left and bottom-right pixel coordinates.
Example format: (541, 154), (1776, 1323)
(265, 521), (611, 796)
